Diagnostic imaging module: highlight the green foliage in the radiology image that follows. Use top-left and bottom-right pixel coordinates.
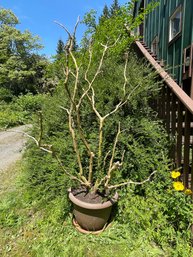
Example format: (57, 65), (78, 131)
(24, 53), (165, 193)
(0, 2), (192, 256)
(110, 0), (121, 16)
(117, 169), (193, 256)
(99, 5), (110, 23)
(15, 93), (46, 112)
(82, 1), (158, 58)
(0, 87), (13, 102)
(56, 39), (65, 57)
(0, 8), (47, 95)
(0, 93), (46, 128)
(81, 9), (97, 35)
(0, 8), (18, 26)
(0, 102), (26, 128)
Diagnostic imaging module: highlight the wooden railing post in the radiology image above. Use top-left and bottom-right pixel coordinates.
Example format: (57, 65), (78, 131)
(171, 93), (177, 161)
(176, 101), (183, 168)
(183, 108), (191, 188)
(166, 86), (171, 133)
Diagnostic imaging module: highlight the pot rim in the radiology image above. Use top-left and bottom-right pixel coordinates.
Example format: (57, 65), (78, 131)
(68, 189), (118, 210)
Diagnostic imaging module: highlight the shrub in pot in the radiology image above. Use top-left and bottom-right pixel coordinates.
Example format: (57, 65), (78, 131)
(25, 6), (163, 232)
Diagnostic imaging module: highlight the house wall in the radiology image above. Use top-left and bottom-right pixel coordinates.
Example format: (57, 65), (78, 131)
(134, 0), (193, 86)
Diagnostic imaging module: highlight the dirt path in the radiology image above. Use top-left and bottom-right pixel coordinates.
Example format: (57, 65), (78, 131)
(0, 125), (31, 193)
(0, 125), (31, 173)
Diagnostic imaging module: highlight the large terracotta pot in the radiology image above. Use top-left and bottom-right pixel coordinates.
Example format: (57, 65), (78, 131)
(69, 189), (118, 231)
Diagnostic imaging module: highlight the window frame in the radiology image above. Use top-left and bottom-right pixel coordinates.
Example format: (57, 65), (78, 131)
(169, 5), (182, 42)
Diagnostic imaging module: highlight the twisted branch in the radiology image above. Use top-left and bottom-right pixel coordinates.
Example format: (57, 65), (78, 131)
(107, 170), (157, 189)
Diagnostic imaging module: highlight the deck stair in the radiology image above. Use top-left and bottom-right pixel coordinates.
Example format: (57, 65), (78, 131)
(134, 40), (193, 191)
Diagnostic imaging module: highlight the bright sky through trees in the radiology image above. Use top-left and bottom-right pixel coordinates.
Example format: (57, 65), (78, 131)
(0, 0), (129, 57)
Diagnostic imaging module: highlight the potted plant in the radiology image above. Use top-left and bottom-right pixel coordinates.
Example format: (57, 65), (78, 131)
(24, 8), (159, 233)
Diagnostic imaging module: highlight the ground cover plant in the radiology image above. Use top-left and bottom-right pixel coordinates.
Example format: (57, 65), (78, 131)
(0, 1), (193, 256)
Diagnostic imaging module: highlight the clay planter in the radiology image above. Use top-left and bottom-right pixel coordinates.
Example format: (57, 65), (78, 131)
(69, 189), (118, 232)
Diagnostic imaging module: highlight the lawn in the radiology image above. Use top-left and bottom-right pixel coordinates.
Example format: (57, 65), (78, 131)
(0, 161), (192, 257)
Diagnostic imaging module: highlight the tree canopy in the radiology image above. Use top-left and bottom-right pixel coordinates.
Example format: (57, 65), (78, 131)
(0, 8), (47, 95)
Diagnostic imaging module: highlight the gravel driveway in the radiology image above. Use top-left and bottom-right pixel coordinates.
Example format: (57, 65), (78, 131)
(0, 125), (31, 173)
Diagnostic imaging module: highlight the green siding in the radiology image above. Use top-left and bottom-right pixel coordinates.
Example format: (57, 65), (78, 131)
(134, 0), (193, 84)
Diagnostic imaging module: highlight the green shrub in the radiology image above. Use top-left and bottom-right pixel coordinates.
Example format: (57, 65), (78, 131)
(0, 93), (47, 129)
(19, 52), (193, 254)
(0, 103), (26, 128)
(0, 88), (14, 102)
(117, 168), (193, 254)
(15, 93), (47, 112)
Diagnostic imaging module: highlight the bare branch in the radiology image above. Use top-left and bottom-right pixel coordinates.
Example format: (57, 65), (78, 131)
(77, 41), (108, 110)
(103, 150), (111, 170)
(88, 151), (95, 185)
(104, 123), (122, 188)
(103, 100), (125, 120)
(10, 130), (53, 154)
(121, 150), (126, 163)
(103, 82), (142, 121)
(73, 16), (80, 38)
(84, 43), (93, 84)
(90, 87), (103, 119)
(123, 53), (128, 95)
(54, 20), (71, 38)
(107, 170), (157, 190)
(100, 35), (121, 49)
(70, 70), (76, 78)
(108, 122), (121, 172)
(59, 105), (70, 114)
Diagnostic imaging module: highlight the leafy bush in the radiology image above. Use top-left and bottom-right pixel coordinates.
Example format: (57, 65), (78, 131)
(15, 93), (47, 112)
(23, 54), (165, 196)
(0, 103), (26, 128)
(0, 93), (47, 129)
(18, 50), (193, 255)
(0, 87), (13, 102)
(117, 168), (193, 254)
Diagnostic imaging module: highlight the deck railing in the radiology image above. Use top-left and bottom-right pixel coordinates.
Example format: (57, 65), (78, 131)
(135, 40), (193, 191)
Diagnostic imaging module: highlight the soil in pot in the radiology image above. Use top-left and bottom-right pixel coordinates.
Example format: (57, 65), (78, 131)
(72, 188), (107, 204)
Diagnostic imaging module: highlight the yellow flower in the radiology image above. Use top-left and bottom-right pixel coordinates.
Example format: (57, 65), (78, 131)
(173, 181), (184, 191)
(171, 171), (181, 179)
(184, 189), (193, 195)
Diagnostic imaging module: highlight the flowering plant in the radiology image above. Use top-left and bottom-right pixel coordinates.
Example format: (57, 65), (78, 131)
(171, 170), (192, 195)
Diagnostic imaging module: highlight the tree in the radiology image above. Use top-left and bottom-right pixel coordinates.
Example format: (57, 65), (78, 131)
(64, 36), (78, 52)
(0, 8), (18, 26)
(110, 0), (120, 16)
(81, 9), (97, 49)
(99, 5), (110, 24)
(0, 8), (45, 95)
(56, 39), (64, 58)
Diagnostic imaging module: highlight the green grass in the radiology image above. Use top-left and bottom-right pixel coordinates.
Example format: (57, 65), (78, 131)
(0, 163), (193, 257)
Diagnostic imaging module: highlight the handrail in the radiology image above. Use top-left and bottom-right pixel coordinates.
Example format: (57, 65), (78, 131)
(135, 40), (193, 114)
(135, 40), (193, 190)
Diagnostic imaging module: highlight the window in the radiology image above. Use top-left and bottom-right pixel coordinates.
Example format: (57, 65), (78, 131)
(169, 6), (182, 41)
